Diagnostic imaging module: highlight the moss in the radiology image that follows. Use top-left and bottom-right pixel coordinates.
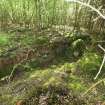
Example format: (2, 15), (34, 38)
(0, 31), (95, 104)
(72, 39), (85, 57)
(76, 52), (102, 77)
(66, 74), (86, 92)
(0, 60), (88, 105)
(43, 76), (64, 88)
(69, 82), (86, 92)
(0, 66), (13, 78)
(0, 33), (9, 46)
(0, 95), (13, 105)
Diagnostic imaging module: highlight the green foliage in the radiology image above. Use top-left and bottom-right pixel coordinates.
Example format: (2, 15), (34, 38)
(72, 39), (85, 49)
(0, 34), (9, 46)
(67, 74), (87, 93)
(65, 31), (92, 57)
(72, 39), (85, 55)
(69, 81), (87, 92)
(77, 52), (102, 76)
(0, 0), (104, 104)
(68, 31), (91, 45)
(34, 36), (49, 45)
(0, 95), (13, 105)
(0, 67), (12, 78)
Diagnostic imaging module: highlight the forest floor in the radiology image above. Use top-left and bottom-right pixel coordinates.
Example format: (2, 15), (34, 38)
(0, 28), (105, 105)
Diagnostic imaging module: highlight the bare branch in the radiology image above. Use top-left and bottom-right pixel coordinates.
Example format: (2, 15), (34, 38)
(98, 44), (105, 52)
(66, 0), (105, 19)
(82, 78), (105, 96)
(94, 44), (105, 80)
(94, 54), (105, 80)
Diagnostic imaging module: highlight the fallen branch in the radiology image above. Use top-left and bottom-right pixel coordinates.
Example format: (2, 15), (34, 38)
(66, 0), (105, 80)
(8, 48), (33, 82)
(98, 44), (105, 52)
(82, 78), (105, 96)
(94, 44), (105, 80)
(94, 54), (105, 80)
